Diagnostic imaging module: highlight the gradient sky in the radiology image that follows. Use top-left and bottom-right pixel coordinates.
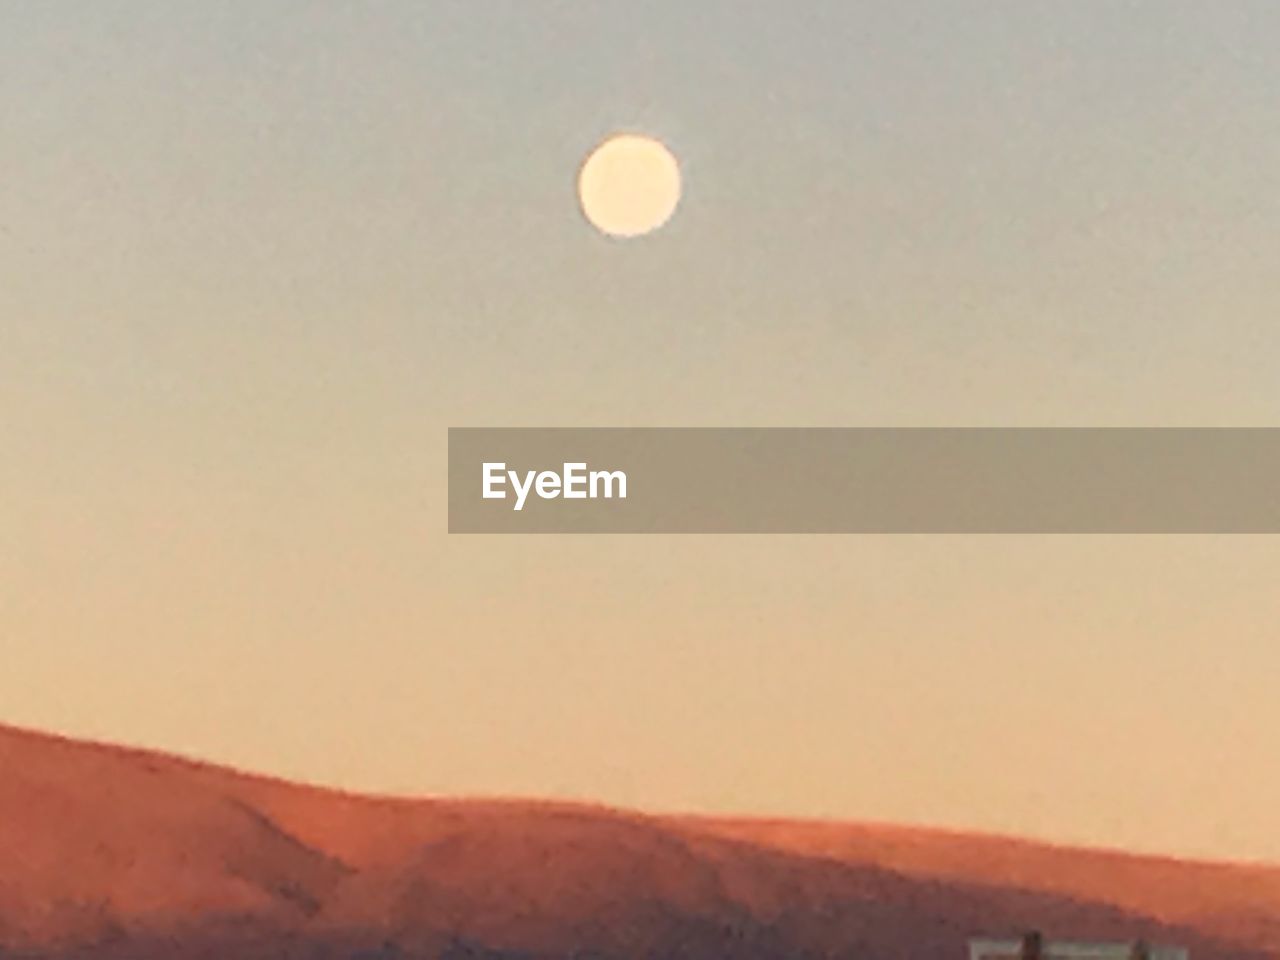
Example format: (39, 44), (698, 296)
(3, 1), (1279, 863)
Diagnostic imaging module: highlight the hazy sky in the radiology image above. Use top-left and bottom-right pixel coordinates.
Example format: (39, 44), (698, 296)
(3, 1), (1279, 863)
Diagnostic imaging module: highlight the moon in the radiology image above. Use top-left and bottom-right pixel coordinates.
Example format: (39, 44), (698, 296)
(577, 134), (682, 239)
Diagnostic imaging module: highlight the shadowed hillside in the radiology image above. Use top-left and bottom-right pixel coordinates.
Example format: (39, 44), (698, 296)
(0, 724), (1276, 959)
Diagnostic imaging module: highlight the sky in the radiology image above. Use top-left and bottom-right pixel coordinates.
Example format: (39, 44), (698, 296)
(2, 1), (1279, 863)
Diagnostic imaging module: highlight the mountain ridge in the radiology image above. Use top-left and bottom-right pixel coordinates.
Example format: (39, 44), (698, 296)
(1, 722), (1276, 958)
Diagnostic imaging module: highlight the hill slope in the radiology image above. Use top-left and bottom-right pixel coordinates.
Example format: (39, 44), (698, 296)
(0, 724), (1275, 959)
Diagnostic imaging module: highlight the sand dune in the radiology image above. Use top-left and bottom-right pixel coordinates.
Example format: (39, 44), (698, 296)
(0, 724), (1275, 958)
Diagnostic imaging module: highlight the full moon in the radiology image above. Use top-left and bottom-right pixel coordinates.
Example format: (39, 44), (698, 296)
(577, 134), (682, 239)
